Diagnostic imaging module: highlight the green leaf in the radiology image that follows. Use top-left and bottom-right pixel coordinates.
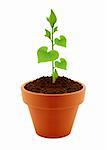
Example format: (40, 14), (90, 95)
(55, 58), (67, 70)
(45, 29), (51, 39)
(54, 35), (67, 47)
(52, 69), (58, 82)
(53, 26), (58, 33)
(37, 46), (59, 63)
(47, 9), (57, 27)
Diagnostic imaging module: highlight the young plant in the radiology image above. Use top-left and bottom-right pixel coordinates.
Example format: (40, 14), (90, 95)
(37, 9), (67, 83)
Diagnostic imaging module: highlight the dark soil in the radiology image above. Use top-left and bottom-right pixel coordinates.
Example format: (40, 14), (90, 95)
(24, 76), (83, 94)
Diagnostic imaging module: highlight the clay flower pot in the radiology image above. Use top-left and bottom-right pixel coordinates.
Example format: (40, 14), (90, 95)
(21, 82), (85, 138)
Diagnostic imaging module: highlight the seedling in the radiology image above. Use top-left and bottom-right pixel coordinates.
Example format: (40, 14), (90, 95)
(37, 9), (67, 83)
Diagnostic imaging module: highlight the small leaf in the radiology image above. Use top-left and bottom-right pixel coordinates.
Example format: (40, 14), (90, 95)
(37, 46), (59, 63)
(49, 50), (59, 61)
(52, 69), (58, 83)
(53, 26), (58, 33)
(55, 58), (67, 70)
(54, 35), (67, 47)
(47, 9), (57, 27)
(45, 29), (51, 39)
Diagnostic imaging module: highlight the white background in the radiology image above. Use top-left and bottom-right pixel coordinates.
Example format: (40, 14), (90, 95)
(0, 0), (107, 149)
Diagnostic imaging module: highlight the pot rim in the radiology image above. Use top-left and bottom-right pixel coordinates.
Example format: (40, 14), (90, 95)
(21, 80), (86, 97)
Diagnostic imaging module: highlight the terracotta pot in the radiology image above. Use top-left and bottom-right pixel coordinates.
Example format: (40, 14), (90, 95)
(21, 81), (85, 138)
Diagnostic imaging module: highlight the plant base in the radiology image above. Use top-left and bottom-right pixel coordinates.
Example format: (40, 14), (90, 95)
(24, 76), (83, 94)
(28, 106), (78, 138)
(21, 81), (85, 138)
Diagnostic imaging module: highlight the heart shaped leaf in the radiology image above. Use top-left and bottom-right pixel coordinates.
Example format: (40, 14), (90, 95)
(55, 58), (67, 70)
(45, 29), (51, 39)
(37, 46), (59, 63)
(55, 35), (66, 47)
(52, 69), (58, 82)
(47, 9), (57, 27)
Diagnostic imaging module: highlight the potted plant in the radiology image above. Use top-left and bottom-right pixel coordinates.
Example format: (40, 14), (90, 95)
(21, 9), (86, 138)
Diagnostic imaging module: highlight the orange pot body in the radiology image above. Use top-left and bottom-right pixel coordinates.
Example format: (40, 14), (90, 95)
(21, 82), (85, 138)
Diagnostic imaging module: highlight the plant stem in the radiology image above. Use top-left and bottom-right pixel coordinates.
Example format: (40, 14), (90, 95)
(52, 26), (55, 83)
